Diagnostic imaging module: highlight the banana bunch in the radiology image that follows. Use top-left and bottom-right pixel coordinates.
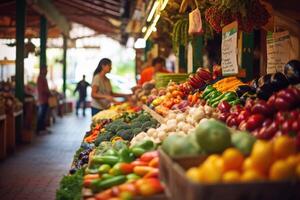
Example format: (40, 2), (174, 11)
(172, 18), (189, 53)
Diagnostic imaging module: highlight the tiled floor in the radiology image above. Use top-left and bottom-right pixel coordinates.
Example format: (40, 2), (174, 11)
(0, 112), (90, 200)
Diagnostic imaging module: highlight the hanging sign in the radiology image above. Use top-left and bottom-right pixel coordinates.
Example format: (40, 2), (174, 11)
(266, 31), (291, 74)
(221, 21), (239, 76)
(188, 8), (202, 35)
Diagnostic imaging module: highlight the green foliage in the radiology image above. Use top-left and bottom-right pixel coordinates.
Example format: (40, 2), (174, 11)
(56, 168), (84, 200)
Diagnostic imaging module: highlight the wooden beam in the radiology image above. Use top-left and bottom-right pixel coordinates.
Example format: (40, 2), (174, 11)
(84, 0), (120, 13)
(27, 0), (71, 36)
(68, 15), (118, 35)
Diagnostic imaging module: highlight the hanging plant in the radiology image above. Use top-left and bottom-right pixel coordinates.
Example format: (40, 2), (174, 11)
(172, 18), (189, 54)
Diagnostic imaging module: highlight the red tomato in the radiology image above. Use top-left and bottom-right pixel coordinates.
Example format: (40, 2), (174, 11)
(140, 151), (158, 162)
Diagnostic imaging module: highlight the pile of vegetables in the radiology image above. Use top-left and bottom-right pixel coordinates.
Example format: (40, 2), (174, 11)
(82, 140), (164, 199)
(130, 105), (217, 146)
(93, 112), (159, 146)
(202, 85), (241, 107)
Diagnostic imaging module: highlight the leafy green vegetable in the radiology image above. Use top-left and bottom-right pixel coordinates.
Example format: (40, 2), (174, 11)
(56, 168), (84, 200)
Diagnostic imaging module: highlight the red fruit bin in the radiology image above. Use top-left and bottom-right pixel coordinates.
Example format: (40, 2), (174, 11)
(159, 149), (300, 200)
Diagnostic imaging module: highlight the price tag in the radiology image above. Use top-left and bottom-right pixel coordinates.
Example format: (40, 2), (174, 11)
(267, 31), (291, 74)
(221, 21), (239, 76)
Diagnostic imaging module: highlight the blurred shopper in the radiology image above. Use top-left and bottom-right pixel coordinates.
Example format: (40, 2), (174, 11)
(37, 67), (51, 134)
(139, 56), (169, 85)
(91, 58), (128, 116)
(74, 75), (90, 116)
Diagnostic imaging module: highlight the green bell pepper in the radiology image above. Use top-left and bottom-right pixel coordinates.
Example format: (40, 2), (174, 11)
(207, 91), (222, 105)
(211, 92), (238, 108)
(202, 85), (215, 98)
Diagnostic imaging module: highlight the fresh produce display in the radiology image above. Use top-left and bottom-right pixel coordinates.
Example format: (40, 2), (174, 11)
(87, 111), (159, 146)
(92, 103), (140, 126)
(85, 119), (112, 143)
(63, 57), (300, 200)
(212, 76), (244, 93)
(186, 135), (300, 183)
(217, 87), (300, 141)
(82, 140), (163, 199)
(131, 105), (217, 147)
(187, 68), (212, 91)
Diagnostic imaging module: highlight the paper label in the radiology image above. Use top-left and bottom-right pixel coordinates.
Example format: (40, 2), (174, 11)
(221, 22), (239, 76)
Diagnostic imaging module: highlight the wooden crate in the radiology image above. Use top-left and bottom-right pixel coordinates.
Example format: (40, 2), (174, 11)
(159, 149), (300, 200)
(0, 114), (6, 159)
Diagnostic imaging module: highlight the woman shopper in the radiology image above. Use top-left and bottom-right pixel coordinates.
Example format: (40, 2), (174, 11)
(91, 58), (128, 116)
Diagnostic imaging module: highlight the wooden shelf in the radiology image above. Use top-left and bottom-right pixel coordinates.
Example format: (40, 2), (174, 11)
(142, 105), (165, 124)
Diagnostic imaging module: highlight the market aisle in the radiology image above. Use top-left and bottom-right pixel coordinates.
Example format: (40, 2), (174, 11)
(0, 112), (90, 200)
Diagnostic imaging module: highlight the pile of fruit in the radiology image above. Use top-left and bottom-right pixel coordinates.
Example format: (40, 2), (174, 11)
(186, 135), (300, 183)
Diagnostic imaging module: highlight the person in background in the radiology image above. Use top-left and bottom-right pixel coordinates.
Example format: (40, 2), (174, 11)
(37, 67), (51, 134)
(91, 58), (128, 116)
(74, 75), (90, 116)
(139, 56), (169, 85)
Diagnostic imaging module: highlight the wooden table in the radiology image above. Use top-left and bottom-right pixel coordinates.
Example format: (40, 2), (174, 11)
(0, 114), (6, 159)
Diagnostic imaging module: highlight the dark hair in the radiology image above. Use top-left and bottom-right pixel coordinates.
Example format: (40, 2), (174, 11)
(152, 57), (165, 66)
(93, 58), (112, 76)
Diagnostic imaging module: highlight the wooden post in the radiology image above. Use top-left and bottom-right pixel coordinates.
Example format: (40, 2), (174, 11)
(62, 35), (67, 96)
(192, 35), (204, 72)
(40, 16), (47, 68)
(178, 45), (187, 72)
(15, 0), (26, 102)
(241, 32), (254, 81)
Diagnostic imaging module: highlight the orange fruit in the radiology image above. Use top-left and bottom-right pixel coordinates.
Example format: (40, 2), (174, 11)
(269, 160), (294, 181)
(202, 162), (222, 183)
(273, 136), (297, 159)
(242, 157), (255, 172)
(251, 140), (273, 174)
(241, 169), (265, 182)
(222, 170), (241, 183)
(186, 167), (202, 183)
(287, 154), (300, 170)
(222, 148), (244, 172)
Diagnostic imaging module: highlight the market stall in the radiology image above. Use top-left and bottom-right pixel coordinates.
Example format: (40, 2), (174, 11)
(57, 0), (300, 200)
